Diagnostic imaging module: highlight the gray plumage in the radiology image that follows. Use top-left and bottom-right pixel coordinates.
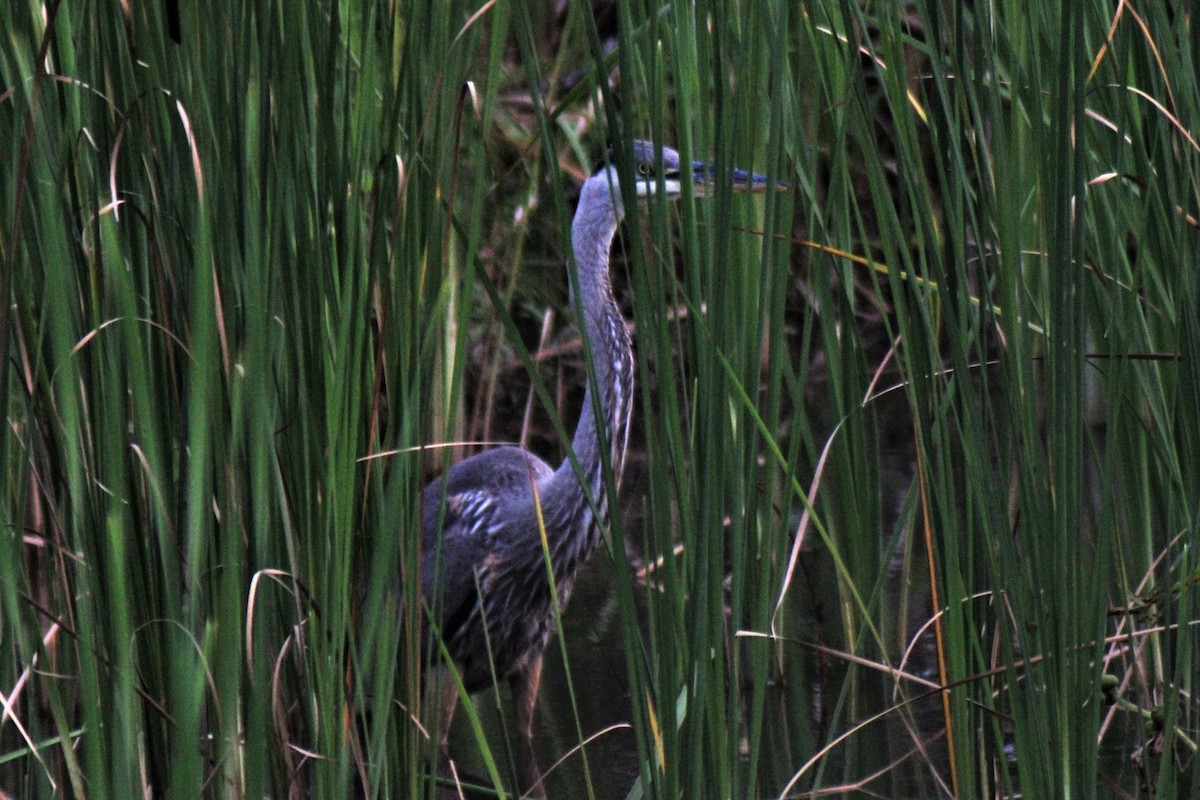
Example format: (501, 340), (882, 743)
(419, 140), (772, 796)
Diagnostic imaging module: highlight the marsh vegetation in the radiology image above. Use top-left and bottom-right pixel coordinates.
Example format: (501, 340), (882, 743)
(2, 1), (1197, 798)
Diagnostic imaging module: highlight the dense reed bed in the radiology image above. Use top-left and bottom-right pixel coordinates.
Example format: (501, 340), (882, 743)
(2, 2), (1196, 797)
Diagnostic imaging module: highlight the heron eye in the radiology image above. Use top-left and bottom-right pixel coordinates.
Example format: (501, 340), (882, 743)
(637, 163), (651, 177)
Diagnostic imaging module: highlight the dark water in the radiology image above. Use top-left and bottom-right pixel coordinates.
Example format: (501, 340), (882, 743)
(435, 440), (1151, 800)
(438, 542), (948, 800)
(438, 555), (639, 798)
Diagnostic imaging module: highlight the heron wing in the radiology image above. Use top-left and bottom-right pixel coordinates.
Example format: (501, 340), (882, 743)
(421, 446), (553, 644)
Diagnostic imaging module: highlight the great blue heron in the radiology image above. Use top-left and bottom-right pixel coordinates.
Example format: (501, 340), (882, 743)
(422, 140), (773, 796)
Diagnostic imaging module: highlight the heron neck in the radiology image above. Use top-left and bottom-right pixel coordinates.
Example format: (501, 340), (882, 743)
(548, 177), (633, 536)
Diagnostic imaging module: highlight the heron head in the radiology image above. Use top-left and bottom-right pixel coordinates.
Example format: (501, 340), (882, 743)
(618, 139), (782, 199)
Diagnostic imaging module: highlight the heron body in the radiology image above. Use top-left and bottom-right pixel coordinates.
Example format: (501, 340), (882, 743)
(420, 140), (771, 795)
